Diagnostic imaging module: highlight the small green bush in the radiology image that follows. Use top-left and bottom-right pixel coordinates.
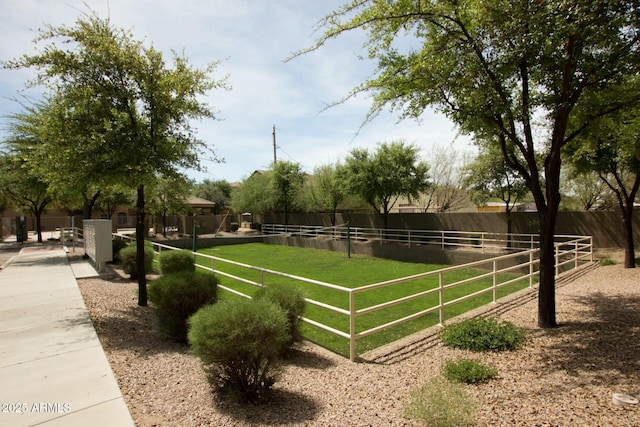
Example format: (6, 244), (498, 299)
(442, 358), (498, 385)
(188, 298), (290, 403)
(159, 249), (195, 275)
(440, 317), (526, 352)
(112, 238), (128, 263)
(230, 222), (239, 232)
(404, 376), (477, 427)
(119, 241), (154, 279)
(148, 271), (218, 342)
(253, 283), (305, 348)
(600, 258), (616, 266)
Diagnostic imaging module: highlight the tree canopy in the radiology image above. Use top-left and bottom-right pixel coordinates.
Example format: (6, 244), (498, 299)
(4, 11), (227, 305)
(340, 140), (430, 228)
(300, 0), (640, 327)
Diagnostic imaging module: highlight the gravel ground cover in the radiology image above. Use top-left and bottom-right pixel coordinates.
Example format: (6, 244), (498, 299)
(75, 251), (639, 427)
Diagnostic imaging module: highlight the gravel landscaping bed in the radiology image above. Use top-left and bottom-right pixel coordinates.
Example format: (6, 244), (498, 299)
(77, 251), (639, 426)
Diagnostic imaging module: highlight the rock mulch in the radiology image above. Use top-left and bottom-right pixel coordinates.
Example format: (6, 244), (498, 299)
(76, 250), (639, 426)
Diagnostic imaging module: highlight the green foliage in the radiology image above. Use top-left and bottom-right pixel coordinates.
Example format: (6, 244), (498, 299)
(600, 258), (616, 266)
(404, 376), (477, 427)
(440, 317), (526, 352)
(340, 140), (429, 228)
(230, 222), (239, 232)
(119, 242), (154, 279)
(193, 179), (232, 214)
(159, 250), (195, 274)
(254, 283), (306, 348)
(442, 358), (498, 385)
(188, 298), (290, 403)
(112, 238), (128, 263)
(148, 271), (218, 342)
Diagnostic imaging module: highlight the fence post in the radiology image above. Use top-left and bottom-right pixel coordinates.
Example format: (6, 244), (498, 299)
(347, 222), (351, 259)
(492, 259), (497, 302)
(574, 241), (579, 269)
(261, 271), (266, 287)
(482, 233), (485, 254)
(529, 250), (534, 288)
(438, 271), (444, 326)
(555, 245), (559, 278)
(589, 237), (594, 262)
(349, 291), (356, 362)
(408, 230), (411, 248)
(441, 231), (445, 250)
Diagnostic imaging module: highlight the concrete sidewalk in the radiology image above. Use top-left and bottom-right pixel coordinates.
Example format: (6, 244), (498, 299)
(0, 246), (134, 427)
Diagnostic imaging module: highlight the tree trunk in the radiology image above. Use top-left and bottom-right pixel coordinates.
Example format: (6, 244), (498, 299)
(505, 209), (513, 249)
(537, 208), (558, 328)
(136, 184), (147, 306)
(622, 202), (636, 269)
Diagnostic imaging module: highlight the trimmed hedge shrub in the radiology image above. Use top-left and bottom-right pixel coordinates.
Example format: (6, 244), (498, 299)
(442, 358), (498, 385)
(188, 298), (290, 403)
(119, 241), (154, 279)
(112, 238), (128, 263)
(230, 222), (239, 232)
(254, 283), (305, 348)
(148, 271), (218, 342)
(159, 249), (195, 275)
(440, 317), (526, 352)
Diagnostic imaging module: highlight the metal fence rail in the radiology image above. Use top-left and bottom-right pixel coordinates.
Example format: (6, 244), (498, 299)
(261, 223), (589, 253)
(113, 230), (594, 361)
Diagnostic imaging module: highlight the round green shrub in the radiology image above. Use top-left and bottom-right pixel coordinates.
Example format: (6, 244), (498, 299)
(253, 283), (305, 348)
(112, 238), (128, 263)
(230, 222), (239, 232)
(148, 270), (218, 342)
(119, 241), (154, 279)
(440, 317), (526, 352)
(158, 249), (195, 275)
(188, 298), (290, 403)
(442, 358), (498, 385)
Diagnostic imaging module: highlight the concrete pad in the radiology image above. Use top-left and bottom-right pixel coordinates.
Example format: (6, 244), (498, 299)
(0, 346), (129, 426)
(69, 260), (100, 279)
(0, 246), (134, 426)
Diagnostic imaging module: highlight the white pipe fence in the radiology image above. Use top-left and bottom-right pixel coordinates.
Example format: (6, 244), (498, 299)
(113, 229), (594, 361)
(261, 223), (581, 253)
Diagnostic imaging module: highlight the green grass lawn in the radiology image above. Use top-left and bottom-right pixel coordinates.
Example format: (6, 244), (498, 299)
(195, 243), (530, 358)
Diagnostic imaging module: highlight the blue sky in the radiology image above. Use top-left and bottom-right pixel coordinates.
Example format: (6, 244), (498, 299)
(0, 0), (473, 183)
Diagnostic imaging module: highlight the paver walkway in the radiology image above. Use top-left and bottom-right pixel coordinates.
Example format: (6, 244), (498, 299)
(0, 246), (134, 426)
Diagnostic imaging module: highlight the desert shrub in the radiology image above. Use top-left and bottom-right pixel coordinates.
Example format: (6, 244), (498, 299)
(230, 222), (239, 232)
(148, 271), (218, 342)
(112, 238), (128, 263)
(440, 317), (526, 352)
(119, 241), (154, 279)
(188, 298), (290, 403)
(159, 249), (195, 274)
(253, 283), (305, 348)
(442, 358), (498, 385)
(404, 376), (477, 427)
(600, 258), (616, 266)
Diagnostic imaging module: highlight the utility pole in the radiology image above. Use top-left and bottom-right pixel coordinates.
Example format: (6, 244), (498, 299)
(272, 124), (277, 164)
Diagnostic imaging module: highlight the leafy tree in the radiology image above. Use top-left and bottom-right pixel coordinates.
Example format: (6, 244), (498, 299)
(96, 185), (135, 219)
(231, 171), (274, 218)
(567, 109), (640, 268)
(194, 179), (232, 214)
(271, 161), (305, 225)
(464, 145), (528, 246)
(0, 152), (52, 243)
(148, 175), (193, 237)
(300, 0), (640, 327)
(308, 163), (347, 226)
(560, 167), (614, 211)
(340, 140), (429, 229)
(4, 12), (227, 305)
